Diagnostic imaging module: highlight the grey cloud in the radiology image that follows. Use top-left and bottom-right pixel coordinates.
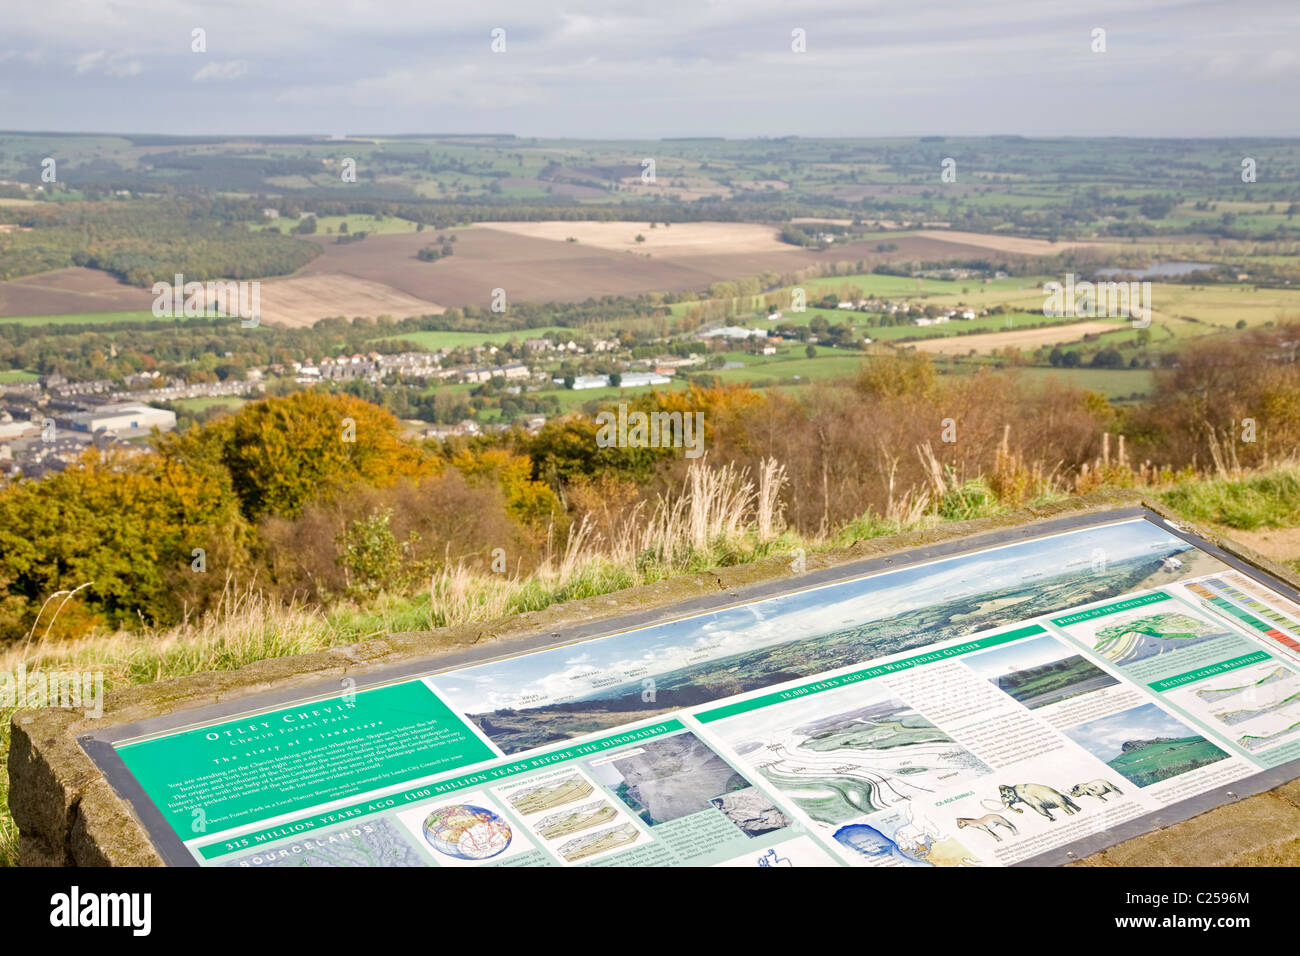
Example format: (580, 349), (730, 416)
(0, 0), (1295, 135)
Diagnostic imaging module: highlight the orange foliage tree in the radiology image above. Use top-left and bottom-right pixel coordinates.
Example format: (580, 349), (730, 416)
(0, 446), (250, 640)
(193, 391), (432, 520)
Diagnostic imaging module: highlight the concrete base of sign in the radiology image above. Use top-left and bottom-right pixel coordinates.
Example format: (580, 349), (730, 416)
(1074, 782), (1300, 866)
(11, 487), (1300, 867)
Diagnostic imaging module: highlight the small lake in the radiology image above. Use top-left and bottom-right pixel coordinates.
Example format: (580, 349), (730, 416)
(1095, 261), (1218, 279)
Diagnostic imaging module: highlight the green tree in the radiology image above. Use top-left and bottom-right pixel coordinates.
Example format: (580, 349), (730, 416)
(1091, 346), (1125, 368)
(337, 508), (407, 599)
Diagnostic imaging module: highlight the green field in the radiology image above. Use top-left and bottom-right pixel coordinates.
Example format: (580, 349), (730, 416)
(257, 214), (425, 235)
(1108, 736), (1230, 787)
(670, 272), (1056, 318)
(994, 656), (1118, 709)
(995, 366), (1157, 399)
(171, 396), (249, 413)
(866, 312), (1094, 341)
(0, 310), (175, 327)
(697, 350), (866, 385)
(379, 326), (587, 351)
(0, 369), (37, 383)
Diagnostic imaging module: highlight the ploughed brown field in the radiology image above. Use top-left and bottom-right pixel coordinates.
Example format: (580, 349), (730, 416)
(281, 224), (1030, 316)
(0, 224), (1094, 326)
(0, 267), (156, 316)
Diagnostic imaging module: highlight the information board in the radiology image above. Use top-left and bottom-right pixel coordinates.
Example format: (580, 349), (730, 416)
(85, 509), (1300, 867)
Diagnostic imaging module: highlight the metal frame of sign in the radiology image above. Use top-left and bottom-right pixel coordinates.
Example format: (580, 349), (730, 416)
(79, 505), (1300, 867)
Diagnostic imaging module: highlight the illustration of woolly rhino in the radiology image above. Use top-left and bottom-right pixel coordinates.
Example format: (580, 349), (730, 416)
(1068, 779), (1124, 802)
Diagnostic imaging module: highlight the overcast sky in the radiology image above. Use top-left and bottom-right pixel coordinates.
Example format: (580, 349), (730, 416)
(1, 0), (1295, 138)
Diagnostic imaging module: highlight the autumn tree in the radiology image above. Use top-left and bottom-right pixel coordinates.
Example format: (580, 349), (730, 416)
(194, 391), (431, 520)
(0, 446), (250, 640)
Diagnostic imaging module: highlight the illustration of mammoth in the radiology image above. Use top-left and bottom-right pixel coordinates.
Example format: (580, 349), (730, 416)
(997, 783), (1081, 821)
(1069, 779), (1124, 802)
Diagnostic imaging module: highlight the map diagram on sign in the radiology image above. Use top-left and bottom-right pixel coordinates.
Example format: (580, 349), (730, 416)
(1170, 661), (1300, 752)
(220, 819), (427, 868)
(1092, 610), (1229, 665)
(714, 688), (992, 826)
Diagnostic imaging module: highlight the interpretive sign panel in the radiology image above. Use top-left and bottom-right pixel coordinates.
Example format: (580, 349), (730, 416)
(84, 508), (1300, 866)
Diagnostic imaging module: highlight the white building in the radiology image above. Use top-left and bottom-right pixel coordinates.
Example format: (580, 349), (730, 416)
(568, 375), (612, 390)
(698, 326), (768, 341)
(62, 403), (176, 437)
(618, 372), (671, 387)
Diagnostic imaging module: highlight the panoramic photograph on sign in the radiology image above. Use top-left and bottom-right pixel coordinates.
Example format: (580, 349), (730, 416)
(83, 511), (1300, 869)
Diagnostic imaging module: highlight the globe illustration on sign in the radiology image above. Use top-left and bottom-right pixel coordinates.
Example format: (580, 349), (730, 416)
(422, 805), (513, 861)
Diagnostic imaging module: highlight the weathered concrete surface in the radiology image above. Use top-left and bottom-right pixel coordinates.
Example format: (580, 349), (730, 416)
(1076, 789), (1300, 867)
(10, 488), (1300, 866)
